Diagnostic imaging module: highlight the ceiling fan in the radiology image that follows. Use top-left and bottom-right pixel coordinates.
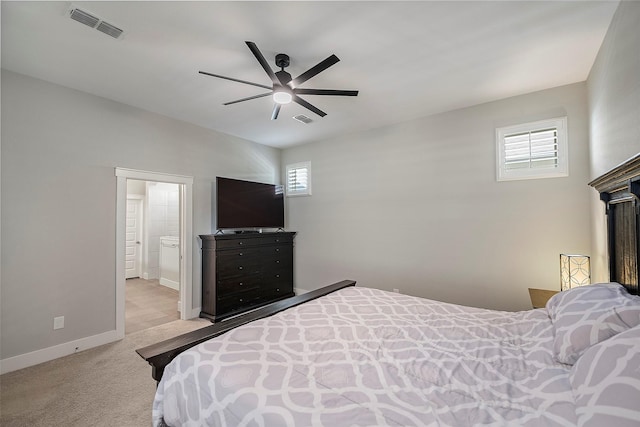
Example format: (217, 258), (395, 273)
(199, 41), (359, 120)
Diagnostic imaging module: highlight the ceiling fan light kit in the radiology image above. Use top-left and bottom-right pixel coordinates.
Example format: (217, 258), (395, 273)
(273, 89), (292, 105)
(199, 41), (358, 120)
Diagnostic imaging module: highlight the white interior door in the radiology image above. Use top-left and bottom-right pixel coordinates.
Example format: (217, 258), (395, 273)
(125, 198), (142, 279)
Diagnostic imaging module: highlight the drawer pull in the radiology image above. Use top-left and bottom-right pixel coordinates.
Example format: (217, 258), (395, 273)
(275, 239), (280, 242)
(276, 260), (280, 264)
(238, 266), (243, 270)
(239, 252), (243, 256)
(275, 274), (280, 278)
(239, 242), (244, 246)
(239, 298), (243, 302)
(275, 248), (280, 252)
(239, 282), (243, 286)
(276, 288), (280, 292)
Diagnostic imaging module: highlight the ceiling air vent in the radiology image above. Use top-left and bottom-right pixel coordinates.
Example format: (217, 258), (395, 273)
(293, 115), (313, 124)
(69, 8), (100, 28)
(68, 7), (124, 39)
(96, 21), (123, 39)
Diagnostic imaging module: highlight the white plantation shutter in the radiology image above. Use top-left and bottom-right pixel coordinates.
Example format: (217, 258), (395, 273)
(496, 117), (568, 181)
(286, 162), (311, 196)
(504, 128), (558, 170)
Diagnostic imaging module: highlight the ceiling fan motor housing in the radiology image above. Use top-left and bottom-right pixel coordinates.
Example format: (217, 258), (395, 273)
(275, 53), (290, 69)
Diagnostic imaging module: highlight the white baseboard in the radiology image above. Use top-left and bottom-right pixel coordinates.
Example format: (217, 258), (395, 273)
(159, 277), (179, 290)
(0, 329), (120, 375)
(295, 287), (312, 295)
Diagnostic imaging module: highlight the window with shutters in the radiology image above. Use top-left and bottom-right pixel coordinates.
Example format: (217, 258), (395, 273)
(496, 117), (568, 181)
(286, 162), (311, 196)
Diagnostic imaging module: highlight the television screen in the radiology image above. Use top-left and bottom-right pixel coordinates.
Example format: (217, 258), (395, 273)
(216, 177), (285, 230)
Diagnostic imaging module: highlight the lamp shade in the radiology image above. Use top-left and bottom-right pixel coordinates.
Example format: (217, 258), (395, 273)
(560, 254), (590, 291)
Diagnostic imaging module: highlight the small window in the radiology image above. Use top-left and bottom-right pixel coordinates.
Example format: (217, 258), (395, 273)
(496, 117), (568, 181)
(286, 162), (311, 196)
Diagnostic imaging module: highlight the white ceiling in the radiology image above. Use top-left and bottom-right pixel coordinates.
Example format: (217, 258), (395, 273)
(1, 1), (619, 148)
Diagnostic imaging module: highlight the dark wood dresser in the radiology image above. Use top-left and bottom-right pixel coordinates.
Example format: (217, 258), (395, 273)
(199, 232), (296, 321)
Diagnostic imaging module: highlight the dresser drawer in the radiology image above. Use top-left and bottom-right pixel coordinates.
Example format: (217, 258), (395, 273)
(258, 247), (292, 268)
(217, 266), (292, 296)
(217, 267), (292, 292)
(216, 253), (264, 278)
(260, 244), (292, 259)
(214, 234), (294, 250)
(217, 246), (291, 274)
(261, 268), (293, 286)
(215, 238), (257, 250)
(216, 288), (264, 313)
(262, 283), (293, 300)
(216, 275), (260, 296)
(216, 243), (292, 258)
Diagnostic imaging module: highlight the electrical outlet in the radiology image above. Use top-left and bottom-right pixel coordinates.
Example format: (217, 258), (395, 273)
(393, 288), (400, 293)
(53, 316), (64, 330)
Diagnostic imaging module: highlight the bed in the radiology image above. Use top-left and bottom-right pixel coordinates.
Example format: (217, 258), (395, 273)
(137, 154), (640, 426)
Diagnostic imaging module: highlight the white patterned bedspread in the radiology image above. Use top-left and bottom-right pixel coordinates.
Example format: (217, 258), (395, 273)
(153, 287), (576, 426)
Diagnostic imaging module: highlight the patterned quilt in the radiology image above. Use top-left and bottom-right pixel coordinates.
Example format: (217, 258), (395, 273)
(153, 287), (577, 426)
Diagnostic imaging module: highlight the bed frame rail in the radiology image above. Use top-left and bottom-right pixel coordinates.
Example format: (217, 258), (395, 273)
(136, 280), (356, 382)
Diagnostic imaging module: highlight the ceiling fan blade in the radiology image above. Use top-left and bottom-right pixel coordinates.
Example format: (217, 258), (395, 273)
(199, 71), (272, 90)
(293, 95), (326, 117)
(294, 88), (359, 97)
(245, 41), (279, 86)
(271, 104), (281, 120)
(291, 54), (340, 87)
(223, 92), (272, 106)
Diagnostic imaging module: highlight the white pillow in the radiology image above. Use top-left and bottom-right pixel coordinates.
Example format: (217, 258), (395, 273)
(546, 283), (640, 365)
(569, 324), (640, 426)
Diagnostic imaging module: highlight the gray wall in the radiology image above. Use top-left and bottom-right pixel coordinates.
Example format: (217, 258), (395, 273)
(1, 70), (281, 359)
(587, 0), (640, 282)
(283, 82), (592, 311)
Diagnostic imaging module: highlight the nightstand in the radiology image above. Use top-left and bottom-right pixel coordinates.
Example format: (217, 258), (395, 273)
(528, 288), (559, 309)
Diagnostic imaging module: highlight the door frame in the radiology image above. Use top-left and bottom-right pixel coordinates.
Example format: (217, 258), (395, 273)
(115, 167), (194, 339)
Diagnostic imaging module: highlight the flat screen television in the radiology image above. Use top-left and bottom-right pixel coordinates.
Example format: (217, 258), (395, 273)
(216, 177), (284, 230)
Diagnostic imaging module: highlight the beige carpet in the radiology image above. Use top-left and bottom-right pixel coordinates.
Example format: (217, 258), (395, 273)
(0, 318), (209, 427)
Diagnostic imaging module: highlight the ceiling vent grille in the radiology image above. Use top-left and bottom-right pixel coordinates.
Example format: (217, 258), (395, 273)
(69, 8), (99, 28)
(69, 7), (123, 39)
(96, 21), (123, 39)
(293, 115), (313, 124)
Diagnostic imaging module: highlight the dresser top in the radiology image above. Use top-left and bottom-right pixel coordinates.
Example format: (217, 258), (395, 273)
(200, 231), (296, 241)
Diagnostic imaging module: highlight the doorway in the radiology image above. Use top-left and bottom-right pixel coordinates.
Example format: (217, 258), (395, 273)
(115, 168), (194, 340)
(125, 181), (180, 334)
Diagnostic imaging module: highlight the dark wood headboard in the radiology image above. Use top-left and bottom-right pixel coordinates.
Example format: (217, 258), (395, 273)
(589, 153), (640, 295)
